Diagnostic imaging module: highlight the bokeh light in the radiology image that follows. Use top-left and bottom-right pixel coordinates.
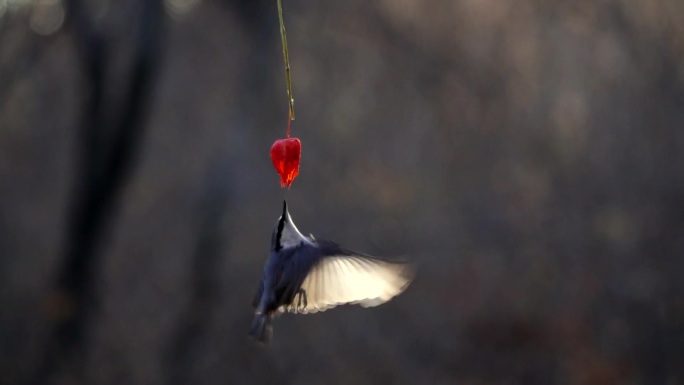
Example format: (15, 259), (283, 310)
(29, 0), (63, 36)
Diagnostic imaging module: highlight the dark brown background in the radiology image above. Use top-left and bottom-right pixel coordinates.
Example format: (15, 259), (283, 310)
(1, 0), (683, 384)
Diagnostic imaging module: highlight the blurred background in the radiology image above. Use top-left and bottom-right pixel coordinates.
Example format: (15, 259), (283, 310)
(1, 0), (683, 384)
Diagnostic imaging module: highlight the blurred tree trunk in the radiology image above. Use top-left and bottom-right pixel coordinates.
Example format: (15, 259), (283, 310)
(34, 1), (165, 384)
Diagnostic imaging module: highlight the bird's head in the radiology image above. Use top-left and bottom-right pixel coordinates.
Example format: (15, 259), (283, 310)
(271, 200), (308, 251)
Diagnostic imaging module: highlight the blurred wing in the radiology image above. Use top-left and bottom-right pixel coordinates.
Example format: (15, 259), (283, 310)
(283, 248), (414, 314)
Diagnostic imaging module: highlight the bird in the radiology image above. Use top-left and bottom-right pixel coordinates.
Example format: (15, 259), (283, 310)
(249, 200), (415, 343)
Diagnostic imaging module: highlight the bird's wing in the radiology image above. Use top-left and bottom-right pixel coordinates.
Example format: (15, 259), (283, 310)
(281, 241), (414, 314)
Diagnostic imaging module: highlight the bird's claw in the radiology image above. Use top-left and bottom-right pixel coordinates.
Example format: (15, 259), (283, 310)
(295, 288), (307, 310)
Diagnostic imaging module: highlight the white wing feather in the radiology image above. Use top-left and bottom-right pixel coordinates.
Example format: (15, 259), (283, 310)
(287, 256), (414, 314)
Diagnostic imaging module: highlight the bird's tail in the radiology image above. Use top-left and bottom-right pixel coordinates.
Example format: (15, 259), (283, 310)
(249, 313), (273, 344)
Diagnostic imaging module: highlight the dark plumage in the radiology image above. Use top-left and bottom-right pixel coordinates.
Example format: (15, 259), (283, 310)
(249, 201), (415, 343)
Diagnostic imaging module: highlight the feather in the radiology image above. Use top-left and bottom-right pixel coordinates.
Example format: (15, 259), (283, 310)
(280, 241), (414, 314)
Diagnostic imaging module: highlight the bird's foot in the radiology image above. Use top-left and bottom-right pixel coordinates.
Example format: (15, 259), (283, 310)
(294, 288), (308, 310)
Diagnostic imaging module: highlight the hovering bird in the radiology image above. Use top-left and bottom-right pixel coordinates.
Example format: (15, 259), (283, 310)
(249, 200), (415, 343)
